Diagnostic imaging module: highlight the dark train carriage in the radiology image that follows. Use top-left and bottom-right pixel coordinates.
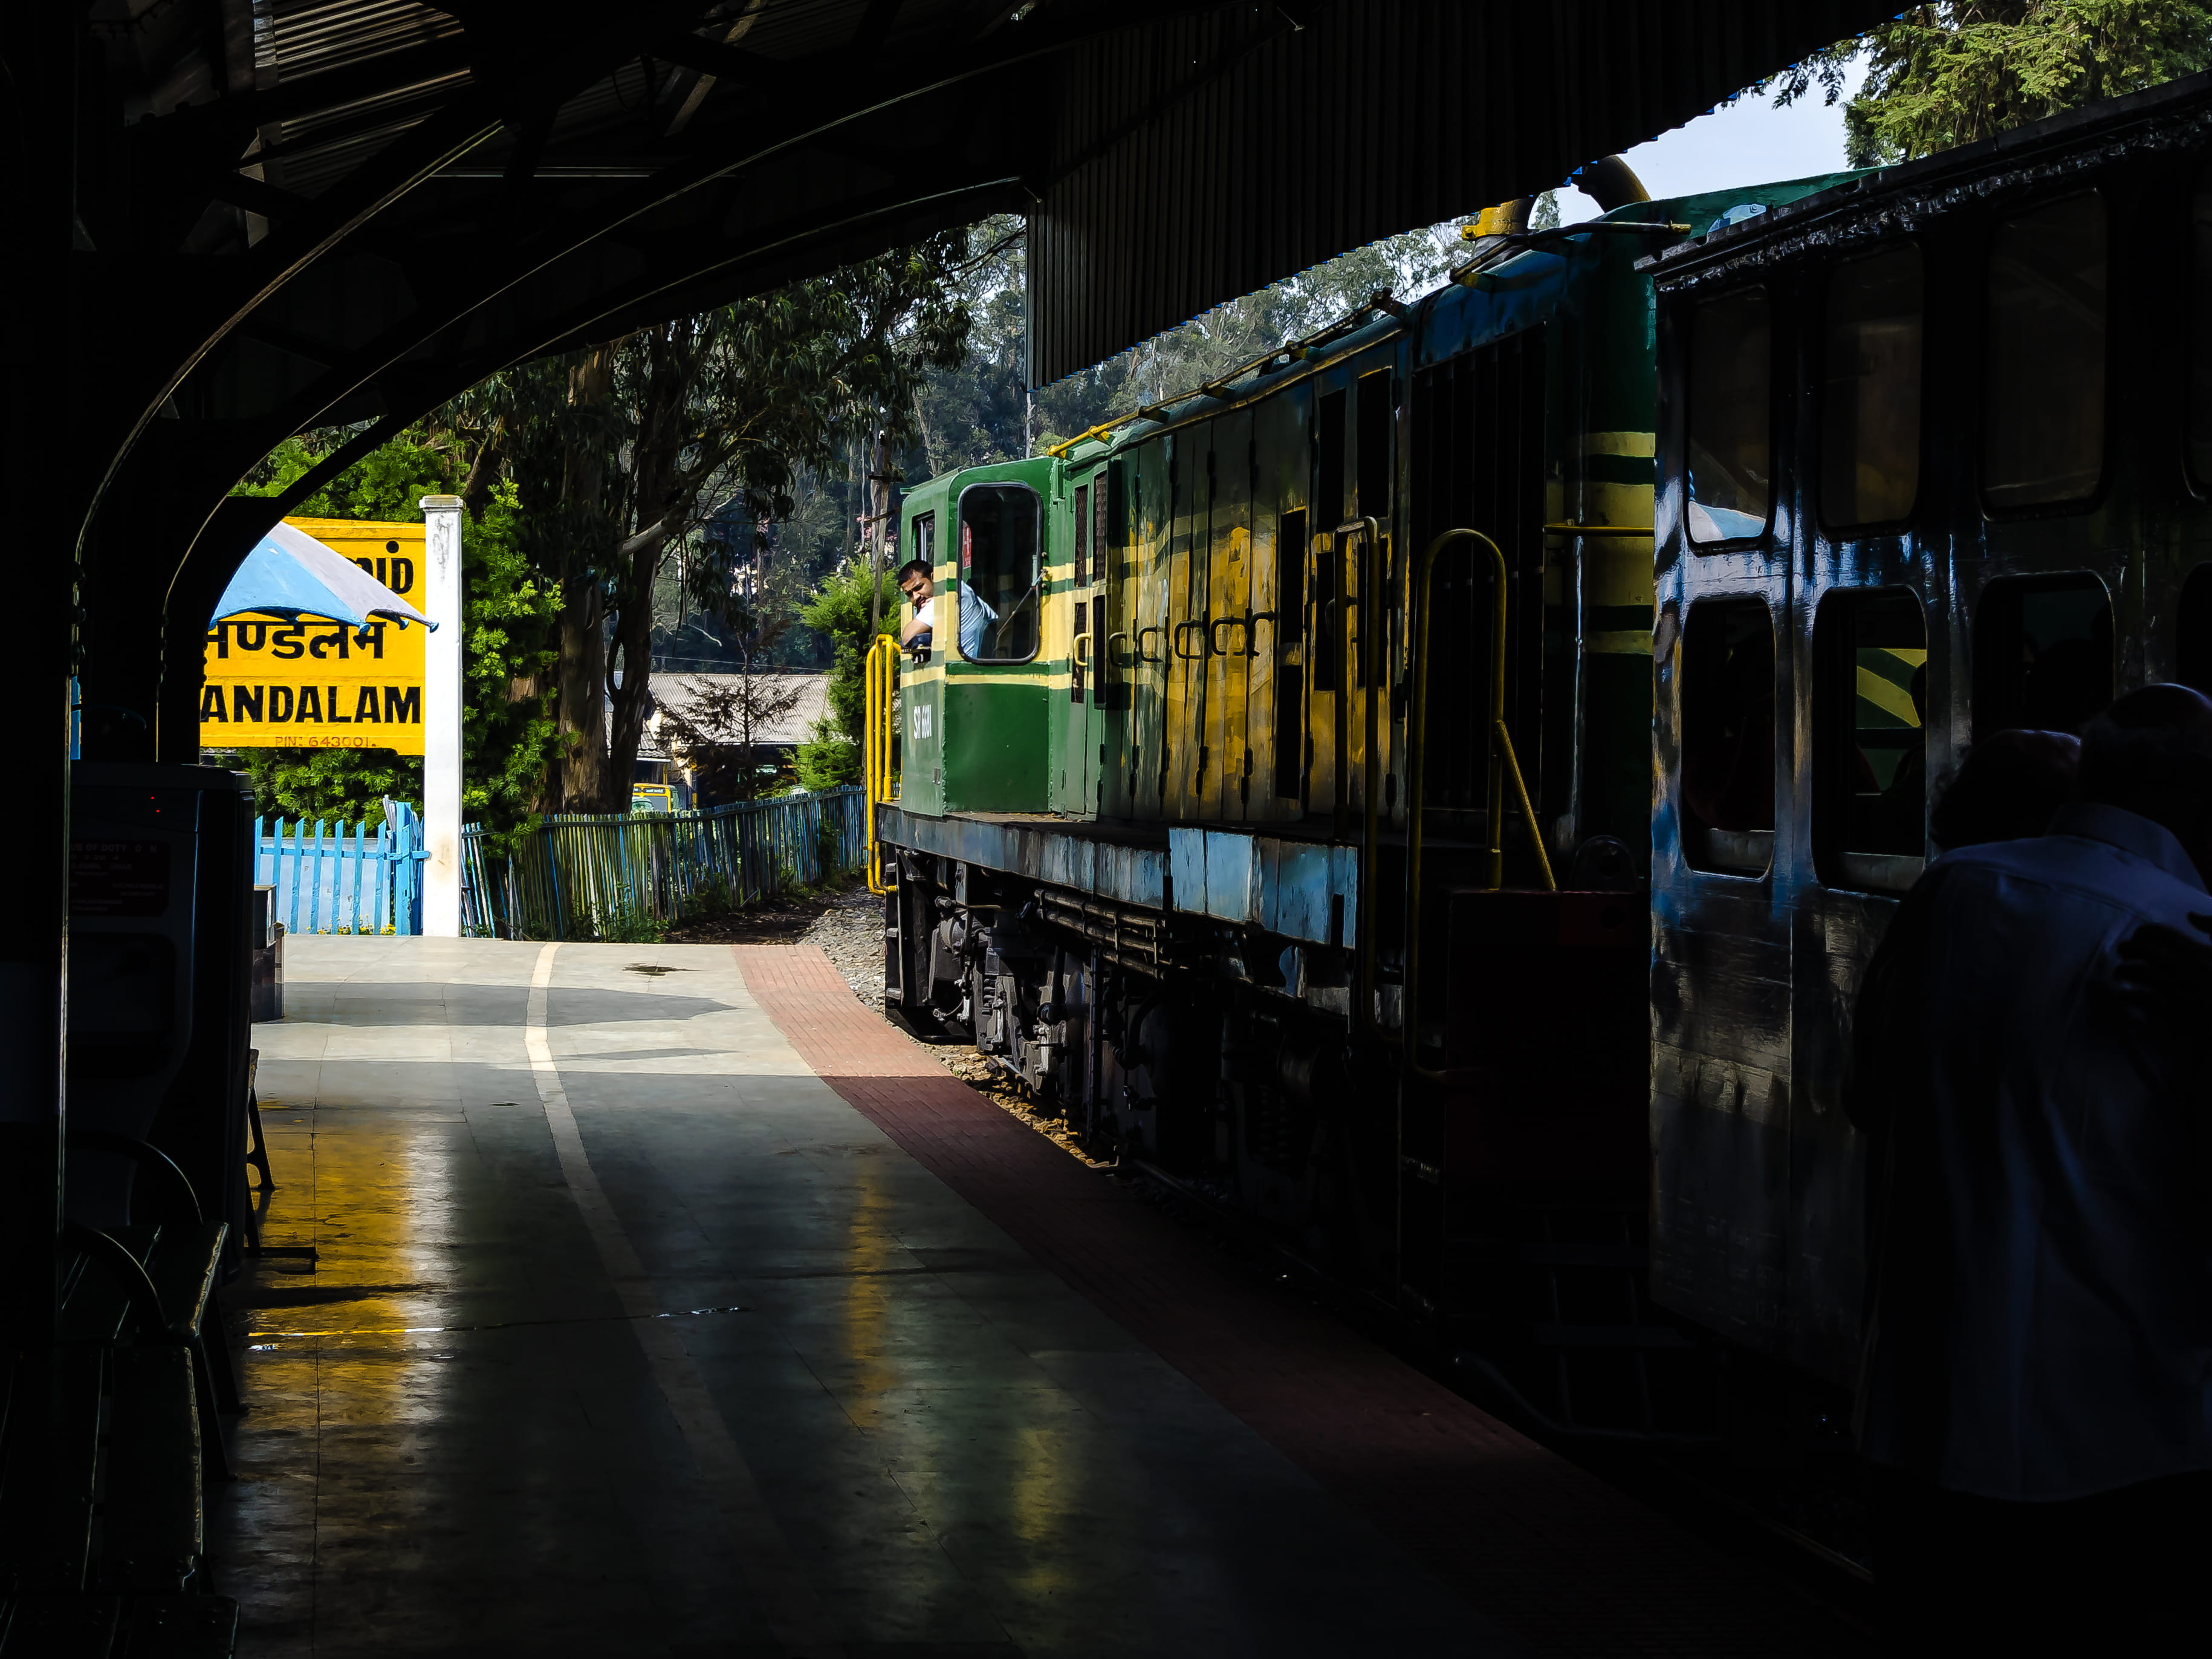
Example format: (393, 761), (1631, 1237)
(1647, 70), (2212, 1383)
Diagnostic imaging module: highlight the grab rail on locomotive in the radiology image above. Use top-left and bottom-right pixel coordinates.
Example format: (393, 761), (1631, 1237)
(863, 631), (900, 895)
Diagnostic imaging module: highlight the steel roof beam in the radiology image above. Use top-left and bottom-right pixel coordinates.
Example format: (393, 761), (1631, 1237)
(201, 2), (1217, 448)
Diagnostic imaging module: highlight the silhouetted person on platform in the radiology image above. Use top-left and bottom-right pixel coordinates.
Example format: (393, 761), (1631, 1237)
(1924, 727), (2080, 854)
(1848, 689), (2212, 1648)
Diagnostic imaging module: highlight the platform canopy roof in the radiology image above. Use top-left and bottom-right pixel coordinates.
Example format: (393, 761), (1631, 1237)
(41, 0), (1896, 768)
(83, 0), (1893, 467)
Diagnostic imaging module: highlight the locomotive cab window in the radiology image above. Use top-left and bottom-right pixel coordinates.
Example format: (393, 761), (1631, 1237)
(956, 483), (1042, 663)
(1686, 287), (1773, 545)
(1679, 598), (1776, 874)
(1984, 193), (2107, 511)
(1822, 246), (1923, 529)
(1814, 589), (1928, 892)
(1073, 481), (1090, 585)
(1972, 572), (2113, 735)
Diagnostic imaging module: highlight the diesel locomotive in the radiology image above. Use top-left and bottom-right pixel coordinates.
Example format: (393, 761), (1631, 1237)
(866, 69), (2212, 1436)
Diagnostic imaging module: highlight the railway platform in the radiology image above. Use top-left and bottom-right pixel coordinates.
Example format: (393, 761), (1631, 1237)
(213, 937), (1871, 1657)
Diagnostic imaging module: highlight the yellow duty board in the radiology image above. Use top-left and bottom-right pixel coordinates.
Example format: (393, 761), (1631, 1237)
(199, 518), (432, 755)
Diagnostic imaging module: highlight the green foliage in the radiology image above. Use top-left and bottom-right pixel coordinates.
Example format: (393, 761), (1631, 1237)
(230, 748), (417, 828)
(795, 560), (899, 789)
(234, 430), (459, 519)
(906, 213), (1464, 478)
(687, 873), (738, 921)
(1768, 3), (2212, 167)
(795, 732), (861, 791)
(814, 812), (845, 880)
(459, 478), (562, 844)
(591, 900), (669, 945)
(448, 233), (972, 812)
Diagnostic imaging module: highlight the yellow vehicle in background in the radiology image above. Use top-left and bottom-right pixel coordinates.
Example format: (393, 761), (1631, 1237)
(630, 783), (678, 815)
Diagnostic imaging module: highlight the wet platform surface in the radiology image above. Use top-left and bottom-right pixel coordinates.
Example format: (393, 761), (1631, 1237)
(216, 938), (1870, 1657)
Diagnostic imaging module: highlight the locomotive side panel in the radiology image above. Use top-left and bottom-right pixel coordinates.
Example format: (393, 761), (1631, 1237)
(1564, 239), (1665, 863)
(1650, 256), (1805, 1362)
(1130, 438), (1172, 822)
(897, 482), (950, 817)
(943, 463), (1054, 813)
(1204, 407), (1256, 822)
(1166, 423), (1208, 817)
(1248, 386), (1309, 817)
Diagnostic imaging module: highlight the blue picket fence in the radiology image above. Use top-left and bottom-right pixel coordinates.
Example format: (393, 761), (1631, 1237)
(257, 788), (864, 942)
(255, 802), (427, 935)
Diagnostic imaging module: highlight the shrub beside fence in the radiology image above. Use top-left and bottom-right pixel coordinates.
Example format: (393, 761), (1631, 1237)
(255, 787), (863, 942)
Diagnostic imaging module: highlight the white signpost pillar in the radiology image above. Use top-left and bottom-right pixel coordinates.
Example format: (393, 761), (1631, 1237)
(420, 495), (464, 937)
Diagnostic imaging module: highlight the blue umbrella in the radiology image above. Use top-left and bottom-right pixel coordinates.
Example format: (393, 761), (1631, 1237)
(212, 521), (437, 630)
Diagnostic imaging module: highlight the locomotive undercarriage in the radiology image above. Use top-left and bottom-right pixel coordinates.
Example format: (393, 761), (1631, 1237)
(889, 849), (1356, 1239)
(881, 846), (1743, 1451)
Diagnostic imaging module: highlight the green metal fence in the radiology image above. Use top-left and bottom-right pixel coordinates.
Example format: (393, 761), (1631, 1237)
(471, 787), (865, 941)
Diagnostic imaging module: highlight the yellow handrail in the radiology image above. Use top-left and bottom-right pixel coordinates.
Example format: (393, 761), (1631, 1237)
(863, 634), (900, 895)
(1401, 528), (1555, 1078)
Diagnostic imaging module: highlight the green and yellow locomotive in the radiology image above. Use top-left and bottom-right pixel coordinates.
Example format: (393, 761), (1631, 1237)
(871, 161), (1852, 1432)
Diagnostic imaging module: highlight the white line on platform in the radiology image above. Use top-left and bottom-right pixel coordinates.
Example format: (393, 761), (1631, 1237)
(526, 942), (843, 1658)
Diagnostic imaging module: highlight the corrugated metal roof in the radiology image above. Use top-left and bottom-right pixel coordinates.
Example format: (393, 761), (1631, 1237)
(635, 671), (829, 755)
(256, 0), (462, 82)
(1025, 0), (1894, 384)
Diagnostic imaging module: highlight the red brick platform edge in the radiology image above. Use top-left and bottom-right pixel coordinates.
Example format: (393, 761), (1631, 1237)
(731, 944), (1869, 1659)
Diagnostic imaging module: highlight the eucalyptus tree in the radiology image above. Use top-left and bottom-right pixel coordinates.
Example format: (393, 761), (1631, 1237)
(487, 235), (971, 811)
(1769, 1), (2212, 166)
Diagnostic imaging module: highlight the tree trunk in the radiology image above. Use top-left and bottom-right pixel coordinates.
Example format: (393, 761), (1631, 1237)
(603, 325), (694, 811)
(603, 524), (663, 807)
(555, 345), (615, 810)
(868, 424), (890, 635)
(461, 415), (505, 516)
(556, 574), (609, 810)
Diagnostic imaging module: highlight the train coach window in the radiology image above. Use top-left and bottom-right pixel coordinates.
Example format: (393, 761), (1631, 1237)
(1821, 246), (1923, 529)
(956, 484), (1042, 663)
(1973, 573), (2112, 735)
(1686, 287), (1773, 546)
(1679, 598), (1776, 875)
(2177, 565), (2212, 694)
(1357, 369), (1394, 519)
(1814, 589), (1928, 891)
(1984, 194), (2107, 511)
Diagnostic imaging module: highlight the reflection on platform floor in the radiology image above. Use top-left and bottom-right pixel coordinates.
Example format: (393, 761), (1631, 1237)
(218, 938), (1497, 1657)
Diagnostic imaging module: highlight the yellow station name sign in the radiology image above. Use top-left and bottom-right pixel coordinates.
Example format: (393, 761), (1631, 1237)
(199, 518), (432, 755)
